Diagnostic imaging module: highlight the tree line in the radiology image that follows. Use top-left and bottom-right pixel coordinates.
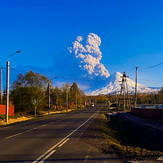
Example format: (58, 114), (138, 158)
(0, 70), (162, 114)
(1, 71), (87, 114)
(105, 90), (163, 106)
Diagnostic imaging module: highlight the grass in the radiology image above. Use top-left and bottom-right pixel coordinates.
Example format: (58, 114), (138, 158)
(0, 108), (77, 127)
(0, 114), (19, 120)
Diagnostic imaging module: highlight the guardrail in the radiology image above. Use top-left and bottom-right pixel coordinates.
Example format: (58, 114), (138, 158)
(136, 104), (163, 109)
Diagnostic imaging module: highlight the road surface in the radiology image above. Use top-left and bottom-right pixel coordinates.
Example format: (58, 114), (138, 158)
(0, 104), (122, 163)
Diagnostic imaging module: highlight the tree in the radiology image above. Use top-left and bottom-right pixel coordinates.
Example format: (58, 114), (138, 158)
(61, 82), (71, 103)
(69, 82), (85, 108)
(50, 86), (61, 110)
(158, 87), (163, 103)
(12, 71), (50, 90)
(11, 71), (51, 113)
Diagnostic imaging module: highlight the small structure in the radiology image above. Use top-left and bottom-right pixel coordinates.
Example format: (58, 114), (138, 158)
(0, 105), (14, 116)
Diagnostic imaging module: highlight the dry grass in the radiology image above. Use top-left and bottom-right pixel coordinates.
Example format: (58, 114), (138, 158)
(0, 109), (74, 126)
(0, 116), (32, 126)
(81, 113), (163, 160)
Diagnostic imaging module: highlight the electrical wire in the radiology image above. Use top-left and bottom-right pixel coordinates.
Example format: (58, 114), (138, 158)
(139, 62), (163, 69)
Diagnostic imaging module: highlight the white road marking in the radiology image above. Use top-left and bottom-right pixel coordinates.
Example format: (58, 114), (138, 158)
(58, 138), (69, 147)
(49, 122), (55, 124)
(32, 138), (67, 163)
(5, 132), (22, 139)
(33, 111), (98, 163)
(49, 109), (95, 125)
(39, 124), (47, 128)
(125, 115), (135, 121)
(39, 150), (56, 163)
(145, 123), (163, 131)
(26, 127), (38, 132)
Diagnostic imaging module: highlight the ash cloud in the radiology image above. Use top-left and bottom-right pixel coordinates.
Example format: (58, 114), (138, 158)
(68, 33), (110, 79)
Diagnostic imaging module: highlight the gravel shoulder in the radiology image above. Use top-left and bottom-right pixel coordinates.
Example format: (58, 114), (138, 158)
(80, 113), (163, 162)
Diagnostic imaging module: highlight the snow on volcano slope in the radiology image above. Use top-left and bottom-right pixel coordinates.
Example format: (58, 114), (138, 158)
(89, 72), (160, 95)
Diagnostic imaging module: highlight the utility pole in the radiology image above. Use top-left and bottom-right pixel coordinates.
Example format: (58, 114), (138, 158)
(66, 89), (68, 112)
(119, 72), (129, 110)
(0, 68), (2, 104)
(6, 50), (21, 123)
(85, 96), (87, 107)
(134, 67), (138, 108)
(48, 83), (50, 115)
(75, 90), (77, 109)
(56, 96), (58, 110)
(115, 91), (117, 104)
(126, 77), (131, 109)
(123, 80), (126, 110)
(6, 61), (9, 123)
(80, 91), (81, 108)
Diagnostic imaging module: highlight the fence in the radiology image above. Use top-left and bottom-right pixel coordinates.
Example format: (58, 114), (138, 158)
(0, 105), (15, 116)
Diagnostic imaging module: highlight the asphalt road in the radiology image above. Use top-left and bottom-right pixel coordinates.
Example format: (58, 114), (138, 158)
(0, 104), (123, 163)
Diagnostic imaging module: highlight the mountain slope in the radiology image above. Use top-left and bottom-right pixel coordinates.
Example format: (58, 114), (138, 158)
(89, 72), (160, 95)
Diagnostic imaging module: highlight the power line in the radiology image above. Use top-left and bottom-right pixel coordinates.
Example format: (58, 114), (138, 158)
(138, 79), (163, 83)
(129, 77), (163, 83)
(139, 62), (163, 69)
(127, 68), (135, 74)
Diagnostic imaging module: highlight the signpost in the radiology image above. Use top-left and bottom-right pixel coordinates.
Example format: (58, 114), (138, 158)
(33, 99), (37, 118)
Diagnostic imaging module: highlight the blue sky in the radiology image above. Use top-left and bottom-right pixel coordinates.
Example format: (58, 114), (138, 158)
(0, 0), (163, 89)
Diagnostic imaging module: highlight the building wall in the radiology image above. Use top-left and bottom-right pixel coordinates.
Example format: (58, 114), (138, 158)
(131, 108), (163, 120)
(0, 105), (15, 116)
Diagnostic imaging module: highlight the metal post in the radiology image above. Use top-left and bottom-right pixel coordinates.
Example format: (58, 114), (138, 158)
(48, 83), (50, 115)
(6, 61), (9, 123)
(56, 96), (58, 110)
(35, 105), (36, 118)
(135, 67), (138, 108)
(0, 68), (2, 104)
(66, 89), (68, 112)
(32, 99), (37, 117)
